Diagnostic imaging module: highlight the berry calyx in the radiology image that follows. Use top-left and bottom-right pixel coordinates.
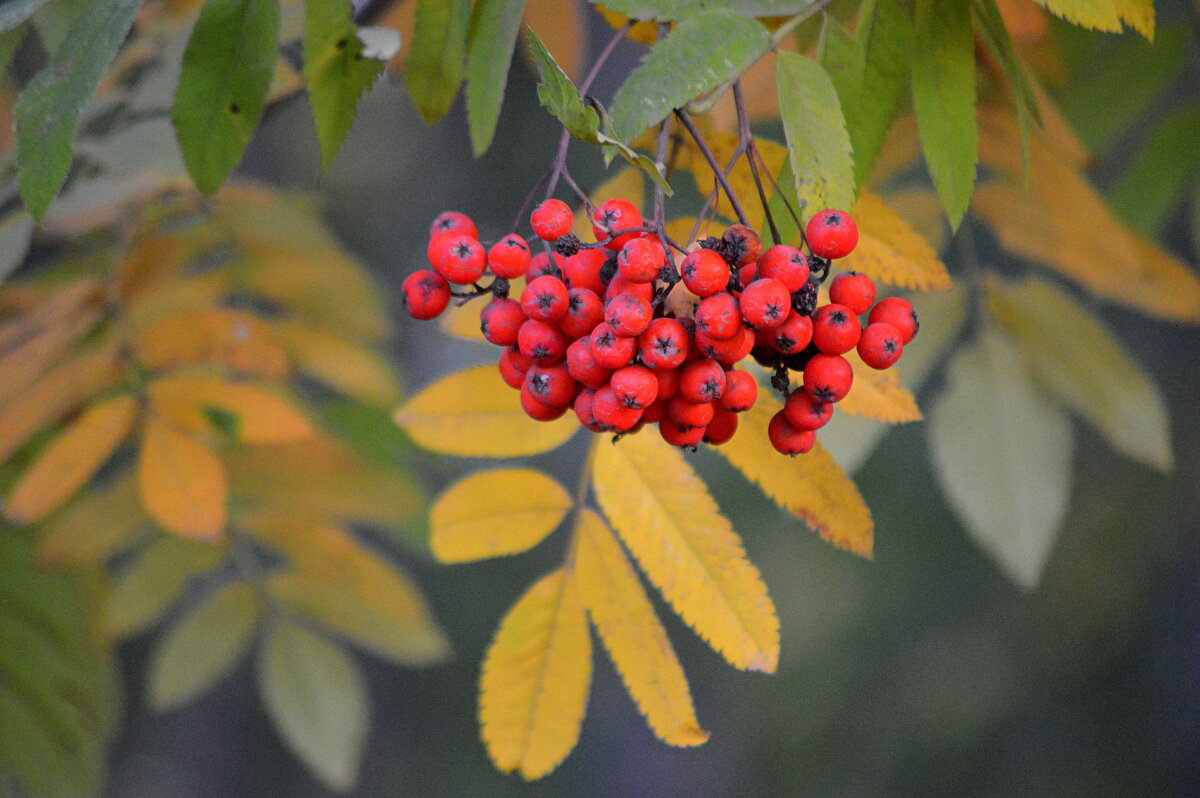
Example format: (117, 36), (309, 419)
(488, 235), (532, 279)
(811, 303), (862, 355)
(592, 198), (643, 250)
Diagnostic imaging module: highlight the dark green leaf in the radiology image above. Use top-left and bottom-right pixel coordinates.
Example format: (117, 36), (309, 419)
(853, 0), (913, 186)
(594, 0), (825, 19)
(591, 101), (673, 194)
(0, 25), (27, 76)
(774, 51), (855, 218)
(303, 0), (387, 172)
(14, 0), (140, 220)
(405, 0), (471, 125)
(0, 0), (52, 34)
(607, 9), (768, 142)
(971, 0), (1040, 175)
(912, 0), (976, 230)
(172, 0), (279, 195)
(1108, 108), (1200, 237)
(464, 0), (527, 156)
(258, 619), (368, 792)
(817, 15), (864, 195)
(525, 27), (600, 141)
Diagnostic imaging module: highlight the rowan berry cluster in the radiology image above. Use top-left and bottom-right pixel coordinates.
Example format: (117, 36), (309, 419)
(403, 202), (918, 456)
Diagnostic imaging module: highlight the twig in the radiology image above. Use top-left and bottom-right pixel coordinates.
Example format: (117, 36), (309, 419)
(675, 109), (750, 226)
(734, 81), (779, 245)
(511, 169), (551, 233)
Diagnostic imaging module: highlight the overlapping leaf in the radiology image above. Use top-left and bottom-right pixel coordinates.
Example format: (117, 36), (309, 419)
(1031, 0), (1153, 38)
(465, 0), (528, 155)
(838, 192), (951, 290)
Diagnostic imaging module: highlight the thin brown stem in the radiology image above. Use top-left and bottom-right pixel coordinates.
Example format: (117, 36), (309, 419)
(734, 82), (779, 245)
(674, 109), (749, 226)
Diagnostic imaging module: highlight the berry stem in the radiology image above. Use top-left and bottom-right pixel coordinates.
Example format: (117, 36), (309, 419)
(511, 169), (551, 234)
(734, 81), (780, 246)
(675, 108), (751, 227)
(751, 142), (806, 247)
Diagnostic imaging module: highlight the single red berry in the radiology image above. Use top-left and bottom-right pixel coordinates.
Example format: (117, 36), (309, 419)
(604, 273), (654, 304)
(610, 365), (658, 409)
(867, 297), (919, 344)
(604, 292), (652, 337)
(591, 198), (643, 250)
(721, 370), (758, 412)
(681, 249), (729, 298)
(592, 384), (642, 432)
(829, 271), (875, 315)
(527, 251), (563, 280)
(656, 368), (680, 403)
(480, 298), (526, 346)
(803, 354), (853, 403)
(565, 337), (612, 389)
(694, 325), (754, 365)
(517, 319), (567, 366)
(573, 388), (606, 433)
(811, 303), (862, 355)
(433, 234), (487, 284)
(739, 278), (792, 329)
(524, 364), (578, 407)
(638, 318), (689, 370)
(562, 249), (606, 294)
(722, 225), (762, 267)
(857, 322), (903, 369)
(680, 358), (727, 403)
(704, 407), (739, 445)
(589, 322), (637, 369)
(768, 312), (814, 354)
(617, 237), (665, 284)
(426, 230), (460, 273)
(559, 288), (605, 339)
(757, 245), (810, 293)
(430, 211), (477, 240)
(660, 420), (706, 448)
(642, 398), (668, 424)
(768, 411), (816, 455)
(806, 209), (859, 259)
(737, 261), (757, 288)
(488, 235), (532, 279)
(498, 346), (529, 389)
(521, 380), (568, 421)
(667, 396), (714, 428)
(531, 199), (573, 241)
(521, 275), (570, 322)
(695, 292), (743, 340)
(784, 390), (833, 431)
(401, 269), (451, 320)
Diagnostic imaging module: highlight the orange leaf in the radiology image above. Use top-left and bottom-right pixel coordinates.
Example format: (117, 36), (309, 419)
(138, 416), (228, 540)
(839, 192), (952, 291)
(134, 307), (290, 379)
(148, 374), (316, 444)
(0, 277), (103, 354)
(524, 0), (585, 81)
(0, 305), (103, 406)
(270, 321), (401, 405)
(804, 350), (922, 423)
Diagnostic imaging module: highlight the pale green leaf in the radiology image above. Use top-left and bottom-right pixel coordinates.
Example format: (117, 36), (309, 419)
(1108, 108), (1200, 237)
(108, 537), (226, 639)
(465, 0), (527, 156)
(0, 0), (51, 33)
(405, 0), (471, 125)
(0, 210), (36, 285)
(525, 26), (599, 142)
(853, 0), (914, 186)
(594, 0), (826, 18)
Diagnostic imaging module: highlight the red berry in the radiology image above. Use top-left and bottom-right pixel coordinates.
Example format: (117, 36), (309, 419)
(610, 365), (658, 409)
(573, 388), (607, 433)
(430, 211), (477, 239)
(480, 298), (526, 346)
(642, 398), (668, 424)
(694, 325), (754, 365)
(488, 235), (532, 279)
(604, 273), (654, 304)
(521, 275), (570, 322)
(562, 249), (606, 294)
(499, 346), (529, 389)
(857, 322), (903, 369)
(737, 261), (757, 288)
(695, 292), (743, 340)
(589, 322), (636, 369)
(517, 319), (567, 366)
(591, 198), (643, 250)
(660, 420), (706, 448)
(524, 364), (578, 407)
(867, 297), (919, 344)
(757, 245), (810, 293)
(667, 396), (714, 428)
(638, 318), (689, 370)
(783, 390), (833, 430)
(768, 411), (816, 455)
(722, 224), (762, 267)
(617, 237), (665, 284)
(803, 354), (853, 403)
(680, 249), (729, 298)
(739, 278), (791, 329)
(565, 337), (612, 389)
(528, 251), (563, 280)
(655, 367), (680, 401)
(806, 209), (859, 259)
(401, 269), (451, 320)
(593, 385), (642, 432)
(721, 370), (758, 412)
(679, 358), (726, 403)
(531, 199), (573, 241)
(604, 292), (652, 337)
(811, 303), (862, 355)
(426, 230), (460, 273)
(434, 234), (487, 284)
(768, 312), (814, 354)
(704, 408), (739, 445)
(829, 271), (875, 315)
(521, 380), (568, 421)
(559, 288), (604, 339)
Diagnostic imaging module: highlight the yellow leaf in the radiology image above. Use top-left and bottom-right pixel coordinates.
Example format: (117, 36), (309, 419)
(592, 434), (779, 673)
(1031, 0), (1153, 38)
(881, 187), (948, 255)
(5, 395), (138, 524)
(802, 350), (922, 423)
(524, 0), (586, 81)
(430, 468), (572, 563)
(116, 231), (199, 301)
(134, 307), (290, 379)
(839, 192), (952, 291)
(595, 5), (661, 45)
(571, 167), (646, 241)
(394, 365), (578, 458)
(677, 133), (789, 231)
(572, 508), (708, 747)
(138, 417), (228, 541)
(148, 374), (316, 445)
(716, 393), (874, 557)
(37, 475), (149, 566)
(124, 273), (227, 332)
(270, 321), (401, 405)
(480, 568), (591, 780)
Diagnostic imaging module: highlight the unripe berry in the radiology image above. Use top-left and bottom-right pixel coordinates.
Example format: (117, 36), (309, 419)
(433, 234), (487, 285)
(565, 337), (612, 389)
(867, 297), (919, 343)
(704, 407), (739, 445)
(430, 211), (478, 240)
(768, 312), (814, 354)
(768, 411), (816, 455)
(520, 380), (568, 421)
(589, 322), (636, 369)
(517, 319), (567, 366)
(857, 322), (904, 369)
(610, 365), (658, 409)
(757, 245), (810, 293)
(660, 420), (706, 448)
(617, 237), (665, 284)
(783, 390), (833, 430)
(498, 346), (529, 389)
(521, 275), (570, 322)
(401, 269), (451, 320)
(524, 364), (578, 407)
(604, 292), (652, 337)
(803, 354), (853, 403)
(721, 370), (758, 412)
(488, 234), (532, 279)
(722, 224), (762, 267)
(591, 198), (643, 250)
(667, 395), (714, 428)
(739, 278), (792, 329)
(805, 209), (859, 259)
(829, 271), (875, 315)
(681, 249), (729, 297)
(480, 298), (525, 346)
(531, 199), (573, 241)
(811, 303), (862, 355)
(695, 292), (743, 340)
(592, 385), (642, 432)
(679, 358), (727, 402)
(638, 318), (689, 370)
(562, 249), (606, 294)
(559, 288), (604, 339)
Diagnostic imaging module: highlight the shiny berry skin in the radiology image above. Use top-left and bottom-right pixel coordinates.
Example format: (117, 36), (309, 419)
(720, 370), (758, 412)
(591, 198), (643, 250)
(426, 230), (460, 273)
(562, 249), (606, 294)
(517, 319), (567, 366)
(680, 358), (727, 402)
(695, 292), (743, 340)
(573, 388), (607, 433)
(487, 235), (532, 279)
(433, 234), (487, 284)
(531, 199), (573, 241)
(655, 367), (680, 401)
(480, 298), (526, 346)
(694, 325), (754, 365)
(681, 249), (729, 298)
(524, 364), (578, 407)
(430, 211), (477, 240)
(857, 322), (903, 369)
(521, 380), (569, 420)
(768, 312), (814, 354)
(829, 271), (875, 315)
(559, 288), (604, 339)
(757, 245), (810, 293)
(611, 365), (658, 409)
(498, 346), (529, 389)
(722, 224), (762, 267)
(783, 390), (833, 430)
(739, 278), (792, 329)
(589, 322), (636, 369)
(617, 237), (665, 283)
(521, 275), (570, 322)
(803, 354), (853, 403)
(527, 251), (563, 280)
(704, 408), (739, 445)
(604, 292), (652, 337)
(805, 209), (859, 259)
(667, 396), (714, 428)
(638, 318), (689, 370)
(768, 411), (816, 455)
(401, 269), (451, 320)
(565, 337), (612, 390)
(592, 385), (642, 432)
(604, 273), (654, 304)
(660, 420), (706, 447)
(811, 303), (862, 355)
(867, 297), (919, 344)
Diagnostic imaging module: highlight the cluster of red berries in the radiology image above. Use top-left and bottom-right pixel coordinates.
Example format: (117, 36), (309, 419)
(402, 200), (918, 456)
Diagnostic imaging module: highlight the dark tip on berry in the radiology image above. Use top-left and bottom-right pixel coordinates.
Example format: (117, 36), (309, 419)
(883, 339), (897, 354)
(599, 258), (618, 285)
(480, 319), (490, 336)
(830, 309), (848, 325)
(775, 335), (795, 351)
(491, 277), (510, 297)
(812, 385), (835, 403)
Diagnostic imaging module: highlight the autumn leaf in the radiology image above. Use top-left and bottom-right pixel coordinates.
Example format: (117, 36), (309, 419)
(1031, 0), (1153, 38)
(0, 281), (104, 405)
(148, 374), (316, 445)
(137, 416), (228, 540)
(269, 320), (401, 405)
(134, 307), (290, 379)
(838, 192), (951, 291)
(828, 350), (922, 423)
(36, 475), (148, 566)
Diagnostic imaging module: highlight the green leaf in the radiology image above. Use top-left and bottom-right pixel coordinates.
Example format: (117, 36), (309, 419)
(1107, 108), (1200, 237)
(971, 0), (1040, 176)
(816, 16), (864, 194)
(0, 0), (52, 33)
(14, 0), (140, 221)
(985, 275), (1173, 471)
(591, 101), (673, 195)
(148, 583), (262, 711)
(911, 0), (976, 230)
(594, 0), (826, 18)
(0, 25), (27, 76)
(258, 619), (369, 792)
(172, 0), (280, 195)
(607, 9), (768, 142)
(464, 0), (527, 156)
(405, 0), (471, 125)
(853, 0), (914, 186)
(525, 26), (600, 142)
(927, 327), (1073, 589)
(774, 51), (855, 218)
(108, 536), (226, 638)
(303, 0), (387, 172)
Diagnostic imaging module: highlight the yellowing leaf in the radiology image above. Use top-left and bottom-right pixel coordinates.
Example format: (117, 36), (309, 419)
(138, 417), (228, 540)
(592, 434), (779, 673)
(839, 192), (952, 290)
(0, 277), (102, 353)
(572, 508), (708, 747)
(716, 393), (874, 557)
(148, 374), (316, 445)
(394, 365), (578, 457)
(36, 475), (148, 566)
(134, 307), (290, 379)
(0, 281), (104, 405)
(430, 468), (572, 563)
(1031, 0), (1153, 38)
(480, 568), (591, 780)
(834, 351), (922, 423)
(270, 321), (401, 405)
(109, 535), (228, 638)
(5, 395), (138, 524)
